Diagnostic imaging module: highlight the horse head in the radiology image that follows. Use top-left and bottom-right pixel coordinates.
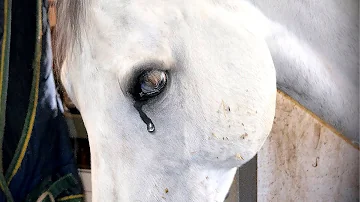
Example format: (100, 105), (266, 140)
(55, 0), (276, 201)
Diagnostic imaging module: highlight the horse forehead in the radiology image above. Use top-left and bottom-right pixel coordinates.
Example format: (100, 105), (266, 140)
(90, 1), (267, 70)
(97, 0), (249, 35)
(98, 0), (187, 26)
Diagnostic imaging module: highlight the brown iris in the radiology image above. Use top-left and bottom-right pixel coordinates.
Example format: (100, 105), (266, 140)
(131, 69), (168, 101)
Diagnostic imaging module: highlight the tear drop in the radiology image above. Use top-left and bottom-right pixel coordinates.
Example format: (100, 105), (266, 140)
(147, 122), (155, 133)
(134, 101), (156, 133)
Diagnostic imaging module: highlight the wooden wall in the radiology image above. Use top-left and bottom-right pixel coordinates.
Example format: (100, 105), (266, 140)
(256, 91), (359, 202)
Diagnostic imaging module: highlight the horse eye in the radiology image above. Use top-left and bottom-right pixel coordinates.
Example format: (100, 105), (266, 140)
(130, 69), (168, 101)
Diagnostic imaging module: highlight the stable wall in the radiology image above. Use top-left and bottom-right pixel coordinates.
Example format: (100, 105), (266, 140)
(256, 91), (359, 202)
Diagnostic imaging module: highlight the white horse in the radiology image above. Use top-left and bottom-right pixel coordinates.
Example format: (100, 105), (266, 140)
(54, 0), (358, 201)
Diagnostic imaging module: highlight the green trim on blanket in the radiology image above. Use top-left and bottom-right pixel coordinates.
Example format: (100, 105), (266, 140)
(25, 176), (55, 202)
(0, 0), (14, 200)
(58, 194), (84, 202)
(32, 174), (82, 202)
(0, 0), (12, 176)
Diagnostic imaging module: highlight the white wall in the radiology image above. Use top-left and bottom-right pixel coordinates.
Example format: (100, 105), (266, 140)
(79, 169), (92, 202)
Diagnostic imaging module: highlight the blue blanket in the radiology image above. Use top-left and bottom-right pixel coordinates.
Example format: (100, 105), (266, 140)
(0, 0), (84, 201)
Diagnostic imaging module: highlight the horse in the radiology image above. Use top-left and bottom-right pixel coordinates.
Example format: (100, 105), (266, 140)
(54, 0), (358, 201)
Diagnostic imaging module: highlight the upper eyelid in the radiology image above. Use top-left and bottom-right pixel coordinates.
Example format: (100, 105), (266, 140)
(121, 60), (171, 92)
(133, 60), (170, 75)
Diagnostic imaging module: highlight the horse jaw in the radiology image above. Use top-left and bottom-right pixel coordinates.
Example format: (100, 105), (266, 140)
(60, 0), (276, 201)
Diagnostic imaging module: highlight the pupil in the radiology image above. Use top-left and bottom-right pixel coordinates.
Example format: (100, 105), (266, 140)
(134, 69), (167, 100)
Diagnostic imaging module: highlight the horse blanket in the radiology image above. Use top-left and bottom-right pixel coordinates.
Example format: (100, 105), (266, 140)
(0, 0), (84, 201)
